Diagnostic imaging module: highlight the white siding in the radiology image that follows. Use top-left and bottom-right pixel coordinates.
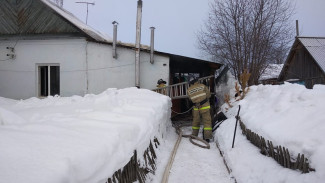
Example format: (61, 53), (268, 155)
(0, 38), (88, 99)
(0, 38), (170, 99)
(86, 42), (170, 94)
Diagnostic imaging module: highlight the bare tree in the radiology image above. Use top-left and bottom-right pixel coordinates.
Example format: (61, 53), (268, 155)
(53, 0), (63, 7)
(198, 0), (294, 85)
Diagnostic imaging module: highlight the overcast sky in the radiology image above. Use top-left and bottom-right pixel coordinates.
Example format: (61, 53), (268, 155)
(62, 0), (325, 59)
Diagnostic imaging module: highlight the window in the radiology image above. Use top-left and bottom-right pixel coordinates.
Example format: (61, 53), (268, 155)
(38, 64), (60, 97)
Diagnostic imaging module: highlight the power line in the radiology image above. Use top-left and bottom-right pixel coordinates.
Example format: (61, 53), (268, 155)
(0, 31), (23, 61)
(0, 59), (154, 72)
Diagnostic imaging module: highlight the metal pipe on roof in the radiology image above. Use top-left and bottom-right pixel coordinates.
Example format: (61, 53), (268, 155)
(112, 21), (118, 59)
(135, 0), (142, 88)
(150, 27), (155, 64)
(296, 20), (299, 37)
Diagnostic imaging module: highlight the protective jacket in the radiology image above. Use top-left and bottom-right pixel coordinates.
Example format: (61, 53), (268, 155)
(157, 83), (167, 95)
(187, 82), (211, 104)
(157, 83), (166, 88)
(187, 82), (212, 139)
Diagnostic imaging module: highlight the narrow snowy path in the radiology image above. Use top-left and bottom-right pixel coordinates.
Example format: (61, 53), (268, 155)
(152, 126), (234, 183)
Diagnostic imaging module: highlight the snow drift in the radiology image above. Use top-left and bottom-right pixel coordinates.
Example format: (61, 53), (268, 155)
(217, 83), (325, 183)
(0, 88), (171, 183)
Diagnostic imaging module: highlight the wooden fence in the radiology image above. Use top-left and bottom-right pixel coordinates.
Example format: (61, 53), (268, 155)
(239, 118), (315, 173)
(106, 138), (160, 183)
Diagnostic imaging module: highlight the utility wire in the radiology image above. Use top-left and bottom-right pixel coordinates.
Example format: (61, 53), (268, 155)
(0, 60), (143, 72)
(0, 31), (22, 61)
(0, 58), (11, 62)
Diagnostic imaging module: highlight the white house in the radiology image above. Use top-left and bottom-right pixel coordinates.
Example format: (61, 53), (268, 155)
(0, 0), (220, 99)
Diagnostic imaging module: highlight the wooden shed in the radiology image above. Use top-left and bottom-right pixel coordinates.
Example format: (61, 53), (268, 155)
(278, 37), (325, 89)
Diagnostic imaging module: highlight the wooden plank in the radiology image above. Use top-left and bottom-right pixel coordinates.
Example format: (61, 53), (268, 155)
(286, 148), (291, 168)
(298, 154), (305, 170)
(270, 141), (275, 158)
(282, 146), (287, 167)
(279, 146), (284, 166)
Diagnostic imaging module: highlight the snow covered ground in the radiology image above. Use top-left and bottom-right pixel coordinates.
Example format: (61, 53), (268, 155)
(150, 126), (234, 183)
(0, 88), (171, 183)
(1, 81), (325, 183)
(217, 82), (325, 183)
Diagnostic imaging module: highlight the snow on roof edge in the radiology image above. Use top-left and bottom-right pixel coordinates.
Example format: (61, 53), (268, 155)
(39, 0), (217, 63)
(259, 64), (283, 81)
(40, 0), (112, 43)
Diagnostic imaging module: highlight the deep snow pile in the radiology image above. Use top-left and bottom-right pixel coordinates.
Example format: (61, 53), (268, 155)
(217, 83), (325, 183)
(0, 88), (171, 183)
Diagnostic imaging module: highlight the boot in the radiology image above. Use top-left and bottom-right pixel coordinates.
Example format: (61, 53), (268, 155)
(192, 129), (199, 136)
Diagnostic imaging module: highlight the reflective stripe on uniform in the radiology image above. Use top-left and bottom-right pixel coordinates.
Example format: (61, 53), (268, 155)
(188, 86), (204, 95)
(193, 105), (210, 111)
(192, 126), (200, 130)
(190, 93), (206, 100)
(204, 127), (212, 131)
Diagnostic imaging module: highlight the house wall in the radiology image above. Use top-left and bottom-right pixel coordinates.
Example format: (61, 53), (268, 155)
(0, 38), (170, 99)
(0, 38), (88, 99)
(86, 42), (170, 94)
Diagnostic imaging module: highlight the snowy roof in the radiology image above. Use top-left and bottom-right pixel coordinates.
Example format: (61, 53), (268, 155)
(259, 64), (283, 80)
(40, 1), (156, 51)
(40, 0), (112, 43)
(298, 37), (325, 73)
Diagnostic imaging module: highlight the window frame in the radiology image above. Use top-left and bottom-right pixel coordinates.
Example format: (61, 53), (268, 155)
(36, 63), (60, 97)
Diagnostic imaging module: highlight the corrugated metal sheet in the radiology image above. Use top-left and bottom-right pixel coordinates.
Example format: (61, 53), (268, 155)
(40, 0), (112, 43)
(0, 0), (79, 34)
(299, 37), (325, 73)
(0, 0), (112, 43)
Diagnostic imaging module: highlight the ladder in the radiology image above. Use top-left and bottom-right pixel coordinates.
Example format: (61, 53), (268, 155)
(152, 75), (214, 99)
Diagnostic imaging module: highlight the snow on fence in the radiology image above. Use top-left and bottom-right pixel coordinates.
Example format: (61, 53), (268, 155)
(238, 117), (315, 173)
(106, 138), (159, 183)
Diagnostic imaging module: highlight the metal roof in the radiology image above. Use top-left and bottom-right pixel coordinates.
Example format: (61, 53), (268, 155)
(0, 0), (112, 43)
(298, 37), (325, 73)
(40, 0), (112, 43)
(0, 0), (220, 66)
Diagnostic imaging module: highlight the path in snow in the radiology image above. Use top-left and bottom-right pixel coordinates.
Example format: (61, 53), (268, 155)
(159, 126), (234, 183)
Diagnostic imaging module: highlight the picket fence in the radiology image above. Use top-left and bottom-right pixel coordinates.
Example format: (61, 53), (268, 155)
(239, 118), (315, 173)
(106, 138), (159, 183)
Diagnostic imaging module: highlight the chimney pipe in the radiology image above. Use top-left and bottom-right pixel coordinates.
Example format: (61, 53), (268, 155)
(296, 20), (299, 37)
(150, 27), (155, 64)
(112, 21), (118, 59)
(135, 0), (142, 88)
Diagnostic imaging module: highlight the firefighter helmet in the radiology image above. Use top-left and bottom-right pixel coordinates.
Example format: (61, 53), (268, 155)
(157, 79), (166, 85)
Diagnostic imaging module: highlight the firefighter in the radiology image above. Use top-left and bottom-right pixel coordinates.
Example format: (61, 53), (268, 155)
(187, 77), (212, 142)
(156, 79), (167, 88)
(157, 79), (167, 95)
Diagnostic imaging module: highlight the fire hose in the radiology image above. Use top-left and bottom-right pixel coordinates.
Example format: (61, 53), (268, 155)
(161, 123), (210, 183)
